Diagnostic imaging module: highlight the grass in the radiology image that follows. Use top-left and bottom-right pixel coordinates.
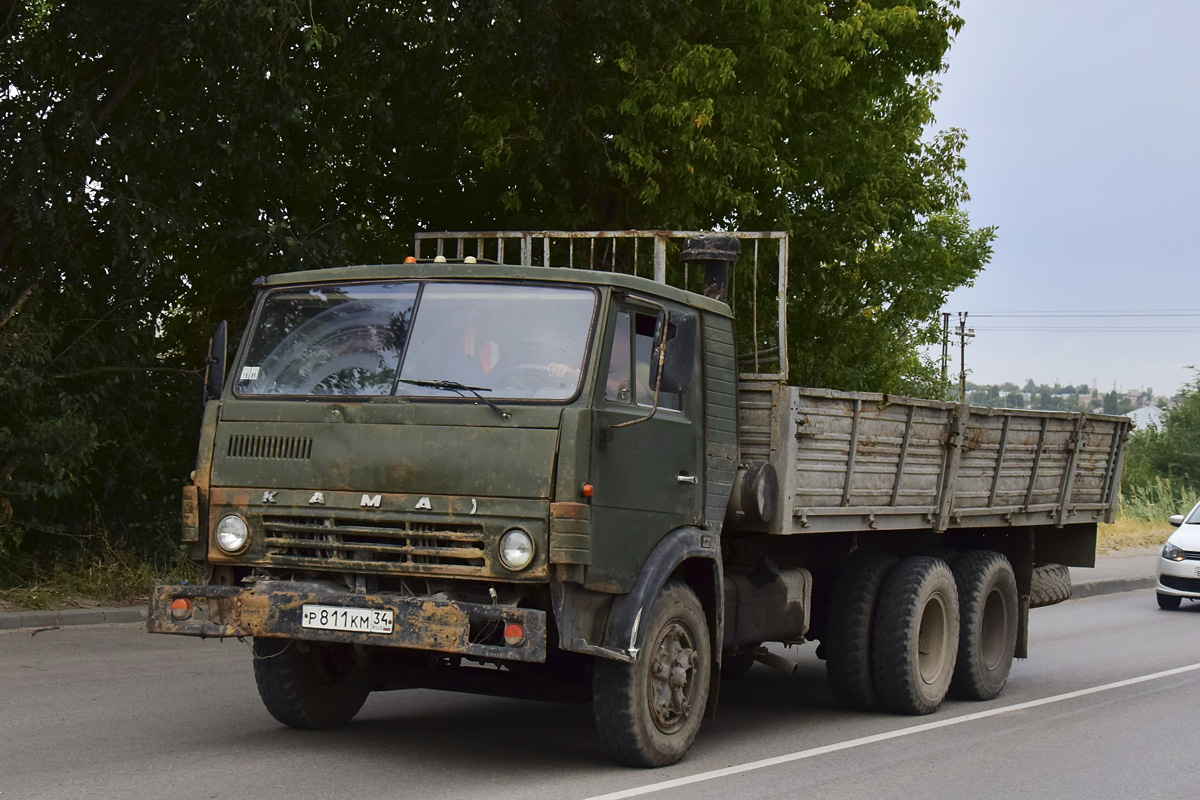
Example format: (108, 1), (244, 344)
(1097, 516), (1172, 553)
(0, 549), (200, 612)
(1098, 477), (1198, 553)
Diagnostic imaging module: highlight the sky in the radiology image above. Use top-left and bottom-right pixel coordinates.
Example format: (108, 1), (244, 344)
(929, 0), (1200, 397)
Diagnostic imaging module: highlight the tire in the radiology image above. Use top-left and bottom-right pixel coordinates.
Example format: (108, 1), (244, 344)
(1029, 564), (1072, 608)
(252, 638), (370, 729)
(1157, 591), (1183, 610)
(950, 550), (1018, 701)
(825, 552), (900, 711)
(871, 557), (960, 715)
(593, 581), (711, 767)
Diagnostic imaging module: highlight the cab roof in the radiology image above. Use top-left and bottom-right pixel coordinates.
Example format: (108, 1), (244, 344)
(256, 261), (734, 317)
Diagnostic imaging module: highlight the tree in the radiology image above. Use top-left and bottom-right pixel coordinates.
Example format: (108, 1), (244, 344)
(1123, 372), (1200, 493)
(1, 0), (991, 567)
(1103, 390), (1120, 415)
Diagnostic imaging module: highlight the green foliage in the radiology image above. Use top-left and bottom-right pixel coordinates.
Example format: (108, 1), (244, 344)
(963, 380), (1109, 412)
(1118, 478), (1200, 525)
(1, 0), (991, 575)
(1102, 389), (1136, 416)
(0, 543), (200, 610)
(1123, 371), (1200, 494)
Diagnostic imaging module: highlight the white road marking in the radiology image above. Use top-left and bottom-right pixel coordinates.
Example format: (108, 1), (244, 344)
(584, 662), (1200, 800)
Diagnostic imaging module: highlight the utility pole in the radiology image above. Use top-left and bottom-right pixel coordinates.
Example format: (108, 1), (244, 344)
(940, 312), (951, 401)
(956, 311), (974, 404)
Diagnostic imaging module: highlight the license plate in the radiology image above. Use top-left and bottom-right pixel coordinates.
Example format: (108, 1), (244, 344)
(1195, 566), (1200, 578)
(301, 604), (394, 634)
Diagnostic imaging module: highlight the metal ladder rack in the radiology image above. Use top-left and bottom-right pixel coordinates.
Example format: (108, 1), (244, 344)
(414, 229), (789, 382)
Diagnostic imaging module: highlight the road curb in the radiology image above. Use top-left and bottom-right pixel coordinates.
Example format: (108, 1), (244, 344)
(1069, 576), (1157, 600)
(0, 605), (146, 631)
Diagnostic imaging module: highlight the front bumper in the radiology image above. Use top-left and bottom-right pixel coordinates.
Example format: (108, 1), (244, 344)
(147, 581), (547, 663)
(1156, 557), (1200, 598)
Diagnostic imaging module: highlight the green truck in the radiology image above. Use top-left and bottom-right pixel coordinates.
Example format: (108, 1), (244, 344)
(148, 230), (1130, 767)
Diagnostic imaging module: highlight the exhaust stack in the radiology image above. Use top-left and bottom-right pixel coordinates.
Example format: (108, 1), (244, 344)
(681, 234), (741, 303)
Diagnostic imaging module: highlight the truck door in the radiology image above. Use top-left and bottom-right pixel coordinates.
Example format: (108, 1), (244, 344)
(587, 302), (703, 589)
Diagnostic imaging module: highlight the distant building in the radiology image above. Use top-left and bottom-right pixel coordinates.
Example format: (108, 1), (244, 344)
(1126, 405), (1165, 430)
(1125, 389), (1148, 409)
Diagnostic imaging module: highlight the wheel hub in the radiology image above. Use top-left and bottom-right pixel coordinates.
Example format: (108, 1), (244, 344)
(648, 621), (697, 733)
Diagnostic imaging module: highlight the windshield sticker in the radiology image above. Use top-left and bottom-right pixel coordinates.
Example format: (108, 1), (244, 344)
(240, 366), (261, 381)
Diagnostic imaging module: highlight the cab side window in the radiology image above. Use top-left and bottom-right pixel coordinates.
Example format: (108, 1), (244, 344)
(604, 309), (681, 411)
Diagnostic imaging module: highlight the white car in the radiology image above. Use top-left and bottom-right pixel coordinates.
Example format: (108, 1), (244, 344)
(1157, 503), (1200, 609)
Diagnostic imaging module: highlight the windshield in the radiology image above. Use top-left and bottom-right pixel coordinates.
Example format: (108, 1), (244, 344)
(236, 281), (596, 401)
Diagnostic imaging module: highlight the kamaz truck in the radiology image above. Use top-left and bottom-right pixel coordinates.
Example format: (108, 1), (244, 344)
(148, 230), (1130, 767)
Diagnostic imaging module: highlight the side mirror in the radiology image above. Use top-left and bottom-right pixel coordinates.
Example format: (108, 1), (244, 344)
(651, 310), (698, 394)
(204, 321), (228, 403)
(1169, 514), (1185, 528)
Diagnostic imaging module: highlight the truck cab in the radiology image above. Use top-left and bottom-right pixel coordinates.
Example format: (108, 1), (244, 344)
(150, 238), (750, 766)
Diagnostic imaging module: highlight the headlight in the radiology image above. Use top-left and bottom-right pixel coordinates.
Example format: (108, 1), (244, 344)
(499, 528), (535, 571)
(1162, 542), (1186, 562)
(215, 515), (250, 554)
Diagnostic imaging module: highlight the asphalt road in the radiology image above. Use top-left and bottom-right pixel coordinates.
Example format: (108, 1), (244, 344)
(3, 590), (1199, 800)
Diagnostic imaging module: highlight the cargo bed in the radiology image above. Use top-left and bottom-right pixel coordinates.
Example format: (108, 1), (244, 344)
(738, 384), (1131, 536)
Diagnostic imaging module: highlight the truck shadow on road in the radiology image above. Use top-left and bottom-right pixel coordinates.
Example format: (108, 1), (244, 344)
(244, 644), (860, 773)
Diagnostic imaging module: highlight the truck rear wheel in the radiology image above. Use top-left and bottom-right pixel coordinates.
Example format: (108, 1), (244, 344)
(593, 581), (711, 767)
(871, 557), (959, 715)
(950, 550), (1018, 701)
(825, 552), (899, 711)
(252, 638), (370, 729)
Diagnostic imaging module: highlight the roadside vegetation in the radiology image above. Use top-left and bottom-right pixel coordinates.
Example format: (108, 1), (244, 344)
(1100, 372), (1200, 553)
(0, 537), (199, 612)
(4, 3), (1191, 610)
(1, 2), (993, 596)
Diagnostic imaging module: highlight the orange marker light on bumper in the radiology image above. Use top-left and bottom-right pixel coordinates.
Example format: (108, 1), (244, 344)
(581, 483), (594, 498)
(504, 622), (525, 647)
(170, 598), (194, 620)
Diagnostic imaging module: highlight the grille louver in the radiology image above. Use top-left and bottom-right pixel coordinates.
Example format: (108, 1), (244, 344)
(227, 435), (313, 460)
(261, 515), (487, 576)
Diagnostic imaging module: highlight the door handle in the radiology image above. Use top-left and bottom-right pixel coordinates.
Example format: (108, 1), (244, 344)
(677, 474), (699, 484)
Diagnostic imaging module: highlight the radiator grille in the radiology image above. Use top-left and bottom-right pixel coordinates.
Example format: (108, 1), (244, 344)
(1183, 550), (1200, 561)
(261, 514), (487, 576)
(227, 435), (313, 460)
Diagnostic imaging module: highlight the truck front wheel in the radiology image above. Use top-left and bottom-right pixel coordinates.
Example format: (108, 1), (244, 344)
(593, 581), (711, 767)
(252, 638), (370, 729)
(871, 557), (960, 715)
(950, 550), (1018, 701)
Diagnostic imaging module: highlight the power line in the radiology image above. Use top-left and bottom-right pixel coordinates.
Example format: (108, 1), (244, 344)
(972, 326), (1200, 333)
(972, 310), (1200, 318)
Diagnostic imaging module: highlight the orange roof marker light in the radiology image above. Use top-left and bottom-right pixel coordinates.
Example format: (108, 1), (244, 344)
(403, 256), (417, 263)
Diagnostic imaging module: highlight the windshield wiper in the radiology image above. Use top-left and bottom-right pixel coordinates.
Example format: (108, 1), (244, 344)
(398, 379), (510, 421)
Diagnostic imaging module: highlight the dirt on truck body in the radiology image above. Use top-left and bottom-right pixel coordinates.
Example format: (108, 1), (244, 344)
(148, 230), (1130, 767)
